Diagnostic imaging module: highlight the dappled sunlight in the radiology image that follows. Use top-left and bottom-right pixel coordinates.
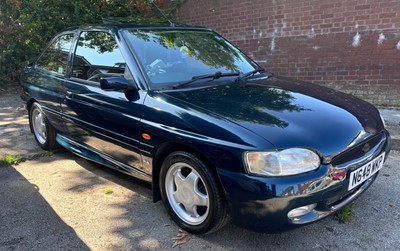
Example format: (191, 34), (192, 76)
(68, 157), (175, 249)
(64, 168), (109, 193)
(0, 96), (28, 126)
(0, 94), (43, 157)
(22, 152), (171, 249)
(0, 109), (29, 126)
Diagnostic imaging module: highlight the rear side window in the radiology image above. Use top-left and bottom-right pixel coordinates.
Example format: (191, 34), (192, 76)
(72, 31), (126, 82)
(36, 33), (74, 75)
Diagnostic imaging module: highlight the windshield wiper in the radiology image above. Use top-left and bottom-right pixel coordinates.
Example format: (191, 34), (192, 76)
(235, 68), (270, 82)
(172, 71), (240, 89)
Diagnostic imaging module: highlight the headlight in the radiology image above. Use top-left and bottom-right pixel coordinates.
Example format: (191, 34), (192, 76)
(245, 148), (320, 176)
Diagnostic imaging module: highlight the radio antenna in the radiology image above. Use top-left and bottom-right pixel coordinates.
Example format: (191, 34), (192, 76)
(151, 1), (175, 27)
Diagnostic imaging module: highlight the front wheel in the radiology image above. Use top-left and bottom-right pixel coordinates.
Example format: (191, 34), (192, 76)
(29, 102), (58, 150)
(160, 151), (229, 234)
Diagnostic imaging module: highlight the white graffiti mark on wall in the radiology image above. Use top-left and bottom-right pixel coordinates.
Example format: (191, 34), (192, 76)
(377, 33), (386, 45)
(308, 27), (316, 39)
(352, 32), (361, 47)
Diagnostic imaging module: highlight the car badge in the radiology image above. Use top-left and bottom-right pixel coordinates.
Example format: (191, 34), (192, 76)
(362, 143), (370, 153)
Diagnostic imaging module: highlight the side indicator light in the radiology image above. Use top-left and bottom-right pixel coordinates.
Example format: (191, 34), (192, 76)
(142, 133), (151, 140)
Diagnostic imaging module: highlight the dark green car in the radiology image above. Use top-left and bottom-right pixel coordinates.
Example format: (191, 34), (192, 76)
(21, 23), (392, 234)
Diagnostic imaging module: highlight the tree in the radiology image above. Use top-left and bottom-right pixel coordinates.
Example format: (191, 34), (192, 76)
(0, 0), (176, 90)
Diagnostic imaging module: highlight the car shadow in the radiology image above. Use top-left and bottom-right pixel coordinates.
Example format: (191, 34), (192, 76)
(72, 155), (152, 194)
(0, 164), (90, 250)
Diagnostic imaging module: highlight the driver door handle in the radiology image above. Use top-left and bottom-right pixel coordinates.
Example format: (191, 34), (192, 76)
(66, 91), (74, 99)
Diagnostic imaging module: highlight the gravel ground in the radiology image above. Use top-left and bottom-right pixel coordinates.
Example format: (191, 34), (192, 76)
(1, 93), (399, 250)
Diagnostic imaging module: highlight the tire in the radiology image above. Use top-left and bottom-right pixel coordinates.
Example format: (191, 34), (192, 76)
(160, 151), (229, 234)
(29, 102), (58, 150)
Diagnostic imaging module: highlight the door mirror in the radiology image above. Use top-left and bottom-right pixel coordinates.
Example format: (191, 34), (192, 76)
(100, 77), (134, 91)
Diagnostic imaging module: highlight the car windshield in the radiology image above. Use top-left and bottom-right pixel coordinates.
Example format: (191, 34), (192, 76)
(123, 29), (257, 89)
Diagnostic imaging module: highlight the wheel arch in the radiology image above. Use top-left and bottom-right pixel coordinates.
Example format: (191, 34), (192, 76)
(151, 142), (222, 202)
(26, 98), (38, 133)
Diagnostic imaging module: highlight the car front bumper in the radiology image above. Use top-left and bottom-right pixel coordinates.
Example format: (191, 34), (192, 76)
(217, 131), (392, 233)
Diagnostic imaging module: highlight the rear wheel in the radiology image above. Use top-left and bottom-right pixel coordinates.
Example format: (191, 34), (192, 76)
(160, 151), (229, 234)
(30, 102), (58, 150)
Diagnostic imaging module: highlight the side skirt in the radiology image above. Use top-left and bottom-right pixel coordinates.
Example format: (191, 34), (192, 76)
(56, 134), (152, 183)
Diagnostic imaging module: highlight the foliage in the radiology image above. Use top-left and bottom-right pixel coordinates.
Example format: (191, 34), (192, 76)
(0, 151), (53, 167)
(0, 0), (180, 90)
(128, 29), (246, 73)
(0, 155), (25, 166)
(336, 202), (355, 223)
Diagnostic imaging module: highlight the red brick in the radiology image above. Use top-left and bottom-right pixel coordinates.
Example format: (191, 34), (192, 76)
(354, 15), (370, 20)
(379, 13), (397, 18)
(355, 4), (370, 10)
(321, 14), (334, 19)
(320, 23), (333, 28)
(377, 23), (393, 29)
(343, 11), (357, 17)
(330, 27), (343, 32)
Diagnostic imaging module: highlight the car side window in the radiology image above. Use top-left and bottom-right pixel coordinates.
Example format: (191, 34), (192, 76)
(72, 31), (126, 82)
(36, 34), (74, 75)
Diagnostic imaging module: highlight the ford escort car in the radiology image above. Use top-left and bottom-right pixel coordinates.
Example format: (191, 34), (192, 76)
(21, 23), (392, 234)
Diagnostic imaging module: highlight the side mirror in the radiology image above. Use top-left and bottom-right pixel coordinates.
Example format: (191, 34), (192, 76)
(26, 57), (37, 68)
(100, 77), (134, 91)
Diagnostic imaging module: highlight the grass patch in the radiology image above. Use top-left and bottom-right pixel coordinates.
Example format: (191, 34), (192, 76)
(336, 202), (355, 223)
(0, 151), (54, 167)
(104, 187), (114, 194)
(0, 155), (26, 167)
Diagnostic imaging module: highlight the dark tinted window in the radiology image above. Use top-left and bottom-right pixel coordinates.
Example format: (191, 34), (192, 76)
(72, 31), (126, 82)
(36, 34), (74, 75)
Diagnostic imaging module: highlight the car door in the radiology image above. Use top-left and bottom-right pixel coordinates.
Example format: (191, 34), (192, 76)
(60, 30), (149, 178)
(23, 33), (75, 132)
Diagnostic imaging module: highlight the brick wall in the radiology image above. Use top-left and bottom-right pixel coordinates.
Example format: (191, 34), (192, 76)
(174, 0), (400, 107)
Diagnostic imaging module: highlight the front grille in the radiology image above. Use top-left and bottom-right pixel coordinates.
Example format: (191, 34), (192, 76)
(330, 133), (383, 165)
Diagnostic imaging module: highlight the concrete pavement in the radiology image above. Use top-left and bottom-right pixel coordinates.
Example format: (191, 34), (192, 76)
(379, 108), (400, 151)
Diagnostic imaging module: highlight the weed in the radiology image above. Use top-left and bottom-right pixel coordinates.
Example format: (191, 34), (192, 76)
(0, 151), (54, 167)
(336, 202), (355, 223)
(42, 151), (53, 157)
(4, 155), (16, 164)
(104, 188), (113, 194)
(0, 155), (26, 167)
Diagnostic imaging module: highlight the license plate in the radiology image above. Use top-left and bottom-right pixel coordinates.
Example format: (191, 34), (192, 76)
(348, 152), (385, 191)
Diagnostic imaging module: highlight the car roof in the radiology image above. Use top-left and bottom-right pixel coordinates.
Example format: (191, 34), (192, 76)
(61, 23), (212, 33)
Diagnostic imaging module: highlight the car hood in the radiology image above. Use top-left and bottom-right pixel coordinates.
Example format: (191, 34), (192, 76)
(163, 76), (384, 157)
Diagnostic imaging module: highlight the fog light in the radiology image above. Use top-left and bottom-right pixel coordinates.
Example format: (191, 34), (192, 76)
(288, 204), (317, 219)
